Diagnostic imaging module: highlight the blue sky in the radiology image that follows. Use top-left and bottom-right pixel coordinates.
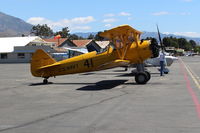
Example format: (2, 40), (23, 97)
(1, 0), (200, 37)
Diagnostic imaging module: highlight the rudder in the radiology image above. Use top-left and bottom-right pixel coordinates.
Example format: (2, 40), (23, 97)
(31, 49), (56, 77)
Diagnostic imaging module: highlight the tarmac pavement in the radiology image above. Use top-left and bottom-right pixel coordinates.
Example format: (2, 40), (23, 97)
(0, 56), (200, 133)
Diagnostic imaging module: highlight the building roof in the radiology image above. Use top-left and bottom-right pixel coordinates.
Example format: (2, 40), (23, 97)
(43, 38), (68, 46)
(72, 40), (92, 47)
(0, 36), (40, 53)
(95, 41), (110, 48)
(63, 47), (88, 54)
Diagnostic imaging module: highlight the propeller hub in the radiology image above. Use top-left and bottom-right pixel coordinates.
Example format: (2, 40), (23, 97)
(150, 39), (159, 58)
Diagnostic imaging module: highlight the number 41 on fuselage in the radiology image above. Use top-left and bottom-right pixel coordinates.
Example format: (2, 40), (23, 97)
(30, 25), (159, 84)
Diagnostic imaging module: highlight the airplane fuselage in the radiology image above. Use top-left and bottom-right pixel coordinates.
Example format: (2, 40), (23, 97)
(34, 40), (152, 78)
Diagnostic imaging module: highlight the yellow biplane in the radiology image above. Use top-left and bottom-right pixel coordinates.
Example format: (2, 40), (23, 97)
(31, 25), (159, 84)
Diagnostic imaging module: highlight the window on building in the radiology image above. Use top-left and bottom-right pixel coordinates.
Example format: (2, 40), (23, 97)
(18, 53), (25, 59)
(0, 53), (8, 59)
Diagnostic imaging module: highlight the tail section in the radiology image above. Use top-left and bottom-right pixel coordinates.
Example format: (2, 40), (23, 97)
(31, 49), (56, 77)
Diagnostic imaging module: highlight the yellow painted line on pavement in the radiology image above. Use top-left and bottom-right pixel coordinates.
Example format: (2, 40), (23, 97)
(180, 58), (200, 91)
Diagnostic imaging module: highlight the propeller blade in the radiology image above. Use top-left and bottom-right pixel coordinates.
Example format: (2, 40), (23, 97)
(156, 24), (164, 52)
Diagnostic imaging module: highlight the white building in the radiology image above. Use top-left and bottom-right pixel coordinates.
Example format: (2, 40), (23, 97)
(0, 36), (55, 63)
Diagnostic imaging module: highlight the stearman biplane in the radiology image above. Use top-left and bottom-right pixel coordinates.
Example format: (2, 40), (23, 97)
(30, 25), (159, 84)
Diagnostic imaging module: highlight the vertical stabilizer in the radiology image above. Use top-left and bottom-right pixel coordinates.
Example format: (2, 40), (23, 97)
(31, 49), (56, 77)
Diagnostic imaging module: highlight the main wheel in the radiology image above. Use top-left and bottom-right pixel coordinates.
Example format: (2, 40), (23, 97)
(144, 71), (151, 82)
(135, 72), (148, 84)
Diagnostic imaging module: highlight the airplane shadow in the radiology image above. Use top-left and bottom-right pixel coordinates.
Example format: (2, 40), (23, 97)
(80, 72), (126, 76)
(29, 82), (96, 86)
(80, 73), (95, 75)
(113, 70), (127, 72)
(117, 73), (135, 77)
(29, 82), (54, 86)
(77, 80), (128, 91)
(29, 80), (128, 89)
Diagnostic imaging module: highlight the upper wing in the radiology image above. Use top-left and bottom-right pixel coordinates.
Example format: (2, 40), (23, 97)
(99, 25), (142, 60)
(100, 25), (142, 40)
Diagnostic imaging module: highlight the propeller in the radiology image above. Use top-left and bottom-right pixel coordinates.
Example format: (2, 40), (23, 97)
(156, 24), (165, 53)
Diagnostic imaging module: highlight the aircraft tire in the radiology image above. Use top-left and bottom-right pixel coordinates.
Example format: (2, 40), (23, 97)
(125, 67), (128, 71)
(144, 71), (151, 82)
(43, 79), (48, 84)
(135, 72), (148, 84)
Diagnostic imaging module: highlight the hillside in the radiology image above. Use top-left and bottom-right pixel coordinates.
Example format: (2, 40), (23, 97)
(0, 12), (33, 37)
(141, 31), (200, 44)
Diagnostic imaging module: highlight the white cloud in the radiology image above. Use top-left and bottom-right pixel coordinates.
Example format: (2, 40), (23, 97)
(183, 0), (192, 2)
(104, 12), (131, 17)
(180, 12), (191, 15)
(173, 32), (200, 38)
(119, 12), (131, 16)
(71, 26), (91, 31)
(105, 24), (112, 27)
(27, 16), (95, 32)
(27, 17), (53, 25)
(104, 13), (115, 17)
(102, 18), (117, 23)
(70, 16), (95, 24)
(152, 11), (170, 16)
(128, 17), (133, 20)
(164, 32), (200, 38)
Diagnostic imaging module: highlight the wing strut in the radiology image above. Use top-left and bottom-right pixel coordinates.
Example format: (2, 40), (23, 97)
(100, 25), (142, 60)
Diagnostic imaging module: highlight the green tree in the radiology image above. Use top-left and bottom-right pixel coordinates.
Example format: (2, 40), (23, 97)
(178, 38), (188, 49)
(162, 36), (179, 48)
(31, 24), (53, 38)
(163, 37), (171, 47)
(189, 40), (197, 48)
(94, 32), (105, 41)
(87, 34), (94, 39)
(177, 38), (193, 51)
(68, 34), (79, 40)
(170, 40), (179, 48)
(194, 46), (200, 53)
(55, 27), (70, 38)
(149, 36), (197, 51)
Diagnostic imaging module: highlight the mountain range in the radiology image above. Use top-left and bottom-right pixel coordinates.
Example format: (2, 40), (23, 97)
(0, 11), (200, 44)
(75, 32), (200, 44)
(0, 12), (32, 37)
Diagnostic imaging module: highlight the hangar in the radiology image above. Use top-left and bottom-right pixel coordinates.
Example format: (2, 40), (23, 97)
(0, 36), (55, 63)
(0, 36), (110, 63)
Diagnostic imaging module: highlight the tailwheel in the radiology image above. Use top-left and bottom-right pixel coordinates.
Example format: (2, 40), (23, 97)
(125, 67), (128, 71)
(43, 77), (49, 84)
(135, 72), (148, 84)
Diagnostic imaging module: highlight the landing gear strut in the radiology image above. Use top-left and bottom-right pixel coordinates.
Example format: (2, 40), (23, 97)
(134, 64), (151, 84)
